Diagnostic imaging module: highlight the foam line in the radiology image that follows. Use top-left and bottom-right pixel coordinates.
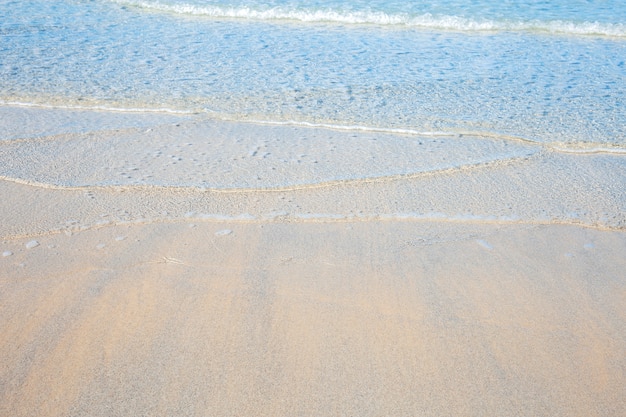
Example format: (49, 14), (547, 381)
(2, 210), (621, 242)
(0, 100), (195, 115)
(0, 154), (535, 193)
(111, 0), (626, 38)
(548, 145), (626, 155)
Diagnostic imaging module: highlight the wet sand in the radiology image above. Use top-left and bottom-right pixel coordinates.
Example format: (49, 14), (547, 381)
(1, 106), (625, 416)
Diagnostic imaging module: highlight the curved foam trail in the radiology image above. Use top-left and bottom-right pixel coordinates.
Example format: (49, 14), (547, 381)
(0, 107), (624, 239)
(1, 152), (625, 238)
(0, 113), (538, 189)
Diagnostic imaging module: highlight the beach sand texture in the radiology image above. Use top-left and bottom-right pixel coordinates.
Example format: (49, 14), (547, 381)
(1, 106), (625, 416)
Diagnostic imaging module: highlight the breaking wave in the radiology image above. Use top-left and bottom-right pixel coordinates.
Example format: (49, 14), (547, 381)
(112, 0), (626, 37)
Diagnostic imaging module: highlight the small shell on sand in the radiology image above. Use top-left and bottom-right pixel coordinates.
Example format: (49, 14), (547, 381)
(25, 240), (40, 249)
(476, 239), (494, 250)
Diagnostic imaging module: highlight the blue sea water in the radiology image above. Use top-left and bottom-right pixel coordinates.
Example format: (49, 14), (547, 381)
(1, 0), (625, 145)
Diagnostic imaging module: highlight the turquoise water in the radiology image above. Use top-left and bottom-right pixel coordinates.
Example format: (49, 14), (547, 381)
(1, 0), (625, 145)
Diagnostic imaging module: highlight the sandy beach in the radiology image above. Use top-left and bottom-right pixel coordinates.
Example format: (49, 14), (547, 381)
(2, 217), (626, 416)
(1, 106), (625, 416)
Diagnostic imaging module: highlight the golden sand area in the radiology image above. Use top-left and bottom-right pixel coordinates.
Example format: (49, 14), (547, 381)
(1, 106), (625, 416)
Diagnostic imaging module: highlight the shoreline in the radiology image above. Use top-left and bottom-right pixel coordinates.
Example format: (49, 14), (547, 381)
(1, 104), (625, 415)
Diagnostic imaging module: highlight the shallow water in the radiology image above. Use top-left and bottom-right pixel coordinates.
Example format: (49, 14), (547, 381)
(1, 0), (625, 145)
(1, 106), (624, 232)
(0, 1), (625, 230)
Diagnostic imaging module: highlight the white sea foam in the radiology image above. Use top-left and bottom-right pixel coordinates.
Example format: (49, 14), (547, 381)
(248, 119), (458, 138)
(112, 0), (626, 37)
(0, 100), (195, 116)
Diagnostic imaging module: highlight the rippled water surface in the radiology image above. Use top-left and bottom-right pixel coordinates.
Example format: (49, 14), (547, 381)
(1, 0), (625, 145)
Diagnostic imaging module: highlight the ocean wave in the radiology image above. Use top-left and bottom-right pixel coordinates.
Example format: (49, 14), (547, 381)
(111, 0), (626, 37)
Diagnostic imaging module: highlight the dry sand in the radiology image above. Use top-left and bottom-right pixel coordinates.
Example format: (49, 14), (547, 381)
(2, 218), (626, 416)
(1, 106), (626, 416)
